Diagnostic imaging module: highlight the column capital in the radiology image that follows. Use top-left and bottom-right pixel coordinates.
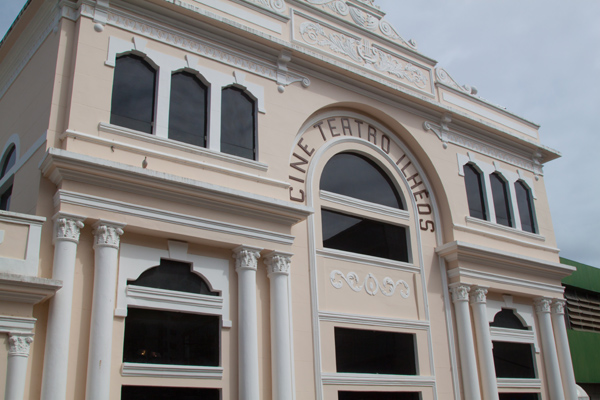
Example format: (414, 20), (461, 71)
(93, 221), (125, 249)
(8, 333), (34, 357)
(469, 286), (489, 304)
(53, 213), (86, 244)
(534, 297), (553, 314)
(449, 283), (471, 303)
(265, 251), (293, 276)
(551, 299), (566, 315)
(233, 245), (262, 272)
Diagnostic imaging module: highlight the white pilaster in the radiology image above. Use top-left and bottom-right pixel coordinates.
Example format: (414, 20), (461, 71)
(234, 245), (262, 400)
(41, 214), (85, 400)
(551, 299), (578, 400)
(450, 283), (482, 400)
(85, 221), (125, 400)
(535, 298), (565, 400)
(470, 286), (499, 400)
(265, 251), (294, 400)
(4, 333), (34, 400)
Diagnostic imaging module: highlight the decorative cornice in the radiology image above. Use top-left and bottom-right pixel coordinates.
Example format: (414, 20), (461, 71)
(446, 267), (564, 295)
(449, 283), (470, 303)
(265, 251), (292, 275)
(330, 270), (410, 298)
(435, 68), (477, 95)
(93, 221), (125, 249)
(534, 297), (552, 314)
(302, 0), (416, 50)
(53, 214), (85, 243)
(233, 245), (262, 272)
(298, 21), (427, 90)
(551, 299), (566, 315)
(237, 0), (287, 14)
(8, 334), (34, 357)
(469, 286), (488, 304)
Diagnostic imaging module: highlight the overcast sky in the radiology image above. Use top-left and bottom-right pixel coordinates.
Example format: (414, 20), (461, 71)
(1, 1), (598, 267)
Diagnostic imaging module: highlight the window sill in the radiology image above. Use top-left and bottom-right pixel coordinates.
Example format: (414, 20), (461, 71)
(465, 216), (544, 240)
(96, 122), (269, 172)
(321, 372), (435, 387)
(320, 190), (410, 220)
(121, 362), (223, 379)
(496, 378), (541, 389)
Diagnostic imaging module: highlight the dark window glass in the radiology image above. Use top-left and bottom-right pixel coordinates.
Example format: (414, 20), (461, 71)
(320, 153), (404, 209)
(121, 386), (220, 400)
(464, 164), (487, 220)
(123, 308), (220, 366)
(499, 394), (539, 400)
(1, 145), (16, 178)
(515, 181), (536, 233)
(221, 87), (256, 160)
(339, 392), (420, 400)
(490, 309), (528, 330)
(110, 55), (156, 133)
(0, 185), (12, 211)
(335, 327), (417, 375)
(493, 342), (536, 378)
(169, 72), (208, 147)
(322, 209), (409, 262)
(130, 259), (218, 296)
(490, 172), (512, 227)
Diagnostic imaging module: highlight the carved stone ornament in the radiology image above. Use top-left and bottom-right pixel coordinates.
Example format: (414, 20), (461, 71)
(534, 297), (552, 314)
(265, 254), (291, 275)
(299, 22), (427, 88)
(55, 217), (85, 242)
(469, 287), (488, 304)
(449, 284), (470, 302)
(233, 247), (261, 271)
(8, 334), (34, 357)
(241, 0), (286, 13)
(330, 270), (410, 298)
(93, 224), (124, 248)
(435, 68), (477, 95)
(551, 299), (566, 315)
(304, 0), (415, 49)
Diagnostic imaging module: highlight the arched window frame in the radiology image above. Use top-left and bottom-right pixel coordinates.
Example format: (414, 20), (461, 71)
(515, 179), (537, 234)
(168, 68), (210, 148)
(463, 162), (488, 221)
(0, 137), (19, 212)
(105, 36), (266, 162)
(220, 84), (258, 160)
(116, 241), (230, 380)
(490, 171), (513, 228)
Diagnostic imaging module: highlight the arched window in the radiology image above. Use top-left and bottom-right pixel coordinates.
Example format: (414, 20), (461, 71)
(515, 181), (536, 233)
(464, 163), (487, 220)
(320, 152), (409, 263)
(169, 71), (208, 147)
(320, 152), (404, 209)
(490, 172), (512, 227)
(123, 260), (220, 367)
(220, 86), (256, 160)
(490, 309), (536, 379)
(0, 144), (16, 211)
(110, 55), (157, 134)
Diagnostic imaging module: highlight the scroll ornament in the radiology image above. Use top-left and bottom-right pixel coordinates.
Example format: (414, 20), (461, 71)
(299, 22), (427, 88)
(330, 270), (410, 298)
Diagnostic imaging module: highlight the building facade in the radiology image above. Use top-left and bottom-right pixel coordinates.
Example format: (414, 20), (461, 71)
(0, 0), (580, 399)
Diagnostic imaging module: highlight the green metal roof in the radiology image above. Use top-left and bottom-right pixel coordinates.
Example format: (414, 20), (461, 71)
(561, 258), (600, 293)
(567, 329), (600, 383)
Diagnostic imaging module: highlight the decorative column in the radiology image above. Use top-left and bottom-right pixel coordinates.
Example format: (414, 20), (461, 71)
(534, 298), (565, 400)
(265, 251), (294, 400)
(470, 286), (499, 400)
(449, 283), (482, 400)
(4, 334), (34, 400)
(233, 245), (262, 400)
(551, 299), (578, 400)
(85, 221), (125, 400)
(41, 214), (85, 400)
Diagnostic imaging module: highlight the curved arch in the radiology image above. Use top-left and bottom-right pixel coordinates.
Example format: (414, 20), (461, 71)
(491, 308), (528, 330)
(0, 133), (19, 168)
(169, 70), (209, 147)
(220, 85), (257, 160)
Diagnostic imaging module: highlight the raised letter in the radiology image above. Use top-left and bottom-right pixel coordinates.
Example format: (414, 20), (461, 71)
(314, 121), (327, 141)
(297, 138), (315, 157)
(418, 204), (432, 215)
(289, 187), (305, 203)
(381, 135), (390, 154)
(405, 172), (423, 190)
(327, 118), (340, 137)
(341, 118), (353, 136)
(354, 120), (364, 138)
(420, 219), (435, 232)
(290, 153), (308, 173)
(367, 125), (377, 145)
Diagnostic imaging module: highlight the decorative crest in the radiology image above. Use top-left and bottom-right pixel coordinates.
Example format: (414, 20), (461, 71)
(330, 270), (410, 298)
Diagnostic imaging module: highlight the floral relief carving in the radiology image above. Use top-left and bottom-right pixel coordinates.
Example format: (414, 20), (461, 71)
(94, 224), (124, 248)
(450, 284), (470, 302)
(330, 270), (410, 298)
(233, 247), (261, 271)
(551, 299), (566, 315)
(8, 334), (34, 356)
(299, 22), (427, 88)
(265, 254), (291, 275)
(304, 0), (415, 49)
(55, 217), (85, 242)
(534, 297), (552, 314)
(243, 0), (286, 13)
(469, 287), (488, 304)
